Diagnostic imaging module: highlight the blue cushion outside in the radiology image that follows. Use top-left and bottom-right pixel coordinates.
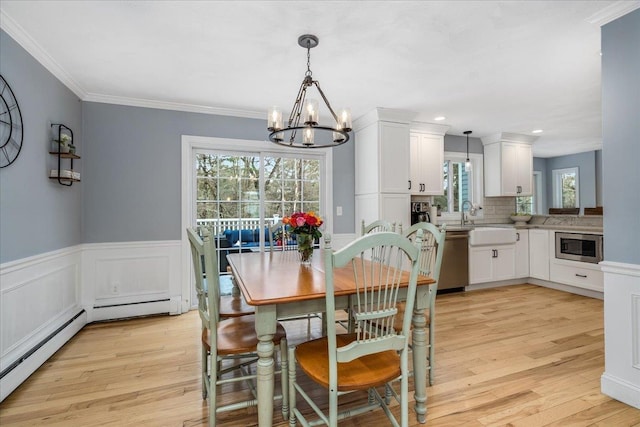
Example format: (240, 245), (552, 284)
(224, 229), (240, 246)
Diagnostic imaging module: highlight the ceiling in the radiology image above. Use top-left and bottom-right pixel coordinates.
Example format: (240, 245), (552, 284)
(1, 1), (639, 157)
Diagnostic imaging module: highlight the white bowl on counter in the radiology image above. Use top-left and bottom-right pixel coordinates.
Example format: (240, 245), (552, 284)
(510, 215), (532, 224)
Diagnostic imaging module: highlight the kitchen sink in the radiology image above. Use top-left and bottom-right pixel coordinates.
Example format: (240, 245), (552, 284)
(469, 227), (517, 246)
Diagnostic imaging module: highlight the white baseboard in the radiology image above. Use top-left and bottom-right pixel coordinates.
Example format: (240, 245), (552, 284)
(601, 372), (640, 409)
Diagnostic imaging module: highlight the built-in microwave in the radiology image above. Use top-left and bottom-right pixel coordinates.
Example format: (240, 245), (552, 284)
(555, 232), (604, 264)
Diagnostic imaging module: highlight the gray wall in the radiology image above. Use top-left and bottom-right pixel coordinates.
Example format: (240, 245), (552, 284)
(544, 151), (598, 214)
(602, 9), (640, 265)
(0, 30), (82, 263)
(444, 134), (483, 154)
(82, 102), (355, 243)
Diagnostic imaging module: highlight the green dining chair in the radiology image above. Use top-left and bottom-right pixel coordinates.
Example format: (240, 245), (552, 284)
(288, 231), (423, 427)
(187, 228), (289, 426)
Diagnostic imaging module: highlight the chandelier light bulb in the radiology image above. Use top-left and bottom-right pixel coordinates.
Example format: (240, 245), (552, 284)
(303, 127), (314, 146)
(338, 108), (352, 132)
(268, 106), (283, 131)
(304, 99), (319, 125)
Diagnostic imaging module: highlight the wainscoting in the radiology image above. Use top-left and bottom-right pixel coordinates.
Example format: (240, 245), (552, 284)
(601, 260), (640, 409)
(0, 240), (182, 402)
(0, 246), (83, 401)
(82, 240), (182, 322)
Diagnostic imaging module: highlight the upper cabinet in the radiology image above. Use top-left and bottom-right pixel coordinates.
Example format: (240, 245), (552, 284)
(482, 132), (538, 197)
(354, 108), (411, 195)
(409, 123), (448, 195)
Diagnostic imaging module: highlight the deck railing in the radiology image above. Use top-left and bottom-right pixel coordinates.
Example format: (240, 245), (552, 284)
(195, 217), (280, 236)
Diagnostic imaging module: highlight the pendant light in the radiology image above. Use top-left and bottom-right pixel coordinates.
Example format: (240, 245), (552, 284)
(464, 130), (472, 172)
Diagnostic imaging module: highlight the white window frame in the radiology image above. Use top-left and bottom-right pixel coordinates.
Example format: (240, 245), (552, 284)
(533, 171), (542, 214)
(439, 151), (484, 222)
(180, 135), (333, 313)
(552, 167), (579, 209)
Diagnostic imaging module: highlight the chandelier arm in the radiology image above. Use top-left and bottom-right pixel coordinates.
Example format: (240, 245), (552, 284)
(312, 81), (340, 123)
(288, 80), (308, 127)
(289, 82), (309, 143)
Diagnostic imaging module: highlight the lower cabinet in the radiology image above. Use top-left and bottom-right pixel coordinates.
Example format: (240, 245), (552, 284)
(549, 259), (604, 292)
(529, 229), (550, 280)
(469, 244), (516, 284)
(515, 230), (529, 278)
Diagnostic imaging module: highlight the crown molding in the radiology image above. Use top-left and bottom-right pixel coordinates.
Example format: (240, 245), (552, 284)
(0, 9), (87, 99)
(586, 0), (640, 26)
(84, 93), (264, 119)
(481, 132), (539, 146)
(1, 9), (263, 119)
(410, 121), (450, 135)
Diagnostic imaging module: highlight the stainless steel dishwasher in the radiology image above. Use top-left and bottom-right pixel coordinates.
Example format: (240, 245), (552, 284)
(438, 230), (468, 292)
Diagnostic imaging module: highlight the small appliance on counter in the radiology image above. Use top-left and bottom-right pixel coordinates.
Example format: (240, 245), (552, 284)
(411, 202), (431, 225)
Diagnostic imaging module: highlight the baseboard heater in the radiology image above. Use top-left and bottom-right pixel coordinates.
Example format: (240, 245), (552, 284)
(0, 309), (86, 402)
(93, 298), (169, 309)
(0, 309), (85, 381)
(92, 298), (175, 322)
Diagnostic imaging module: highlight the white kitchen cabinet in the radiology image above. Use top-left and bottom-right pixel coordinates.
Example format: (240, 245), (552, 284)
(481, 133), (537, 197)
(354, 109), (412, 229)
(469, 244), (516, 284)
(355, 193), (411, 231)
(515, 229), (529, 278)
(355, 112), (410, 195)
(549, 259), (604, 292)
(409, 130), (445, 195)
(528, 229), (550, 280)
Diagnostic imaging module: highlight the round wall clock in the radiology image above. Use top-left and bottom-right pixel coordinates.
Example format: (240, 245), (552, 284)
(0, 75), (24, 168)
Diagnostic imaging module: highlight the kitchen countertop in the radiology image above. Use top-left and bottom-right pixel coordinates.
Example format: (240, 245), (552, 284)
(440, 215), (603, 233)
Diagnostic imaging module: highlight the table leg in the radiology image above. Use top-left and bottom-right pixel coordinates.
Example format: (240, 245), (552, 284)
(255, 306), (277, 427)
(412, 306), (427, 424)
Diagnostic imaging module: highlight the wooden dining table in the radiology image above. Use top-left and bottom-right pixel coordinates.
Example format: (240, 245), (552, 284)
(227, 249), (435, 426)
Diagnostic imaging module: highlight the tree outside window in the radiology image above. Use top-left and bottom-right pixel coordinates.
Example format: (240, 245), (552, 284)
(553, 167), (579, 209)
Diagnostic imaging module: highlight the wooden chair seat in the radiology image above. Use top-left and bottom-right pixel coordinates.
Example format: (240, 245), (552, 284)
(219, 294), (254, 318)
(295, 333), (400, 391)
(202, 315), (287, 356)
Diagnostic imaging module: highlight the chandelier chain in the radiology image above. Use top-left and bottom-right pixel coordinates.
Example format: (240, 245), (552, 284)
(306, 42), (312, 77)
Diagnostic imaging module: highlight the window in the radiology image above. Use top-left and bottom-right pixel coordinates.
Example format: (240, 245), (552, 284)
(433, 152), (483, 220)
(515, 171), (542, 214)
(195, 151), (324, 244)
(553, 167), (579, 208)
(182, 136), (332, 311)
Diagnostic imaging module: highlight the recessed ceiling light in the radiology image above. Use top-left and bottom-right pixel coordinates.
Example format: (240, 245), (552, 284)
(434, 116), (446, 121)
(532, 129), (543, 134)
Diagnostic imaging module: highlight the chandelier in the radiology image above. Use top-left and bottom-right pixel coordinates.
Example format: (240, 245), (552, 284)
(267, 34), (351, 148)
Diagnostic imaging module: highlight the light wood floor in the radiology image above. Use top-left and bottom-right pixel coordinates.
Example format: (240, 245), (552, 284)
(1, 284), (639, 426)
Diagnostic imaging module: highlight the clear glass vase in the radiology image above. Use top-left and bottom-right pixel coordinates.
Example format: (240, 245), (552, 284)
(297, 233), (313, 265)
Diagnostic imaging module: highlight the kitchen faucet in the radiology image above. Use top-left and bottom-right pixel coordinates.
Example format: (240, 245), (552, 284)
(461, 200), (474, 226)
